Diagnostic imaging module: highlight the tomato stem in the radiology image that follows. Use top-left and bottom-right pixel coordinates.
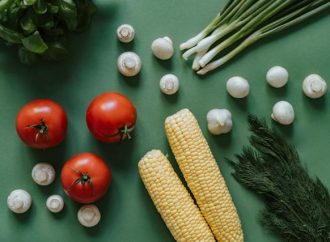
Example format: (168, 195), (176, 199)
(26, 119), (49, 143)
(106, 124), (135, 141)
(65, 167), (95, 196)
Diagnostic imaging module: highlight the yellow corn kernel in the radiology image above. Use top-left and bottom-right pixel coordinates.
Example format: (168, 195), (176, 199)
(165, 109), (244, 242)
(138, 150), (215, 242)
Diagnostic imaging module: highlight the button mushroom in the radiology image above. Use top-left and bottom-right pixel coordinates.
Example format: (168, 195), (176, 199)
(302, 74), (327, 99)
(116, 24), (135, 43)
(266, 66), (289, 88)
(46, 195), (64, 213)
(206, 109), (232, 135)
(32, 162), (55, 186)
(271, 101), (295, 125)
(7, 189), (32, 213)
(226, 76), (250, 98)
(151, 37), (174, 60)
(117, 52), (142, 77)
(77, 204), (101, 227)
(159, 74), (180, 95)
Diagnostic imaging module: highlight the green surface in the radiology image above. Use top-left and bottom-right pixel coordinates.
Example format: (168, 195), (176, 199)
(0, 0), (329, 241)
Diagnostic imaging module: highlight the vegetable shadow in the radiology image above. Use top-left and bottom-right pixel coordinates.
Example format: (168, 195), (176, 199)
(50, 204), (67, 220)
(272, 121), (294, 138)
(266, 84), (288, 97)
(159, 91), (179, 104)
(87, 134), (136, 170)
(153, 57), (173, 70)
(9, 204), (34, 224)
(117, 40), (135, 51)
(226, 94), (248, 111)
(76, 178), (118, 236)
(117, 72), (141, 88)
(138, 180), (176, 242)
(302, 94), (327, 110)
(26, 139), (68, 170)
(207, 131), (232, 150)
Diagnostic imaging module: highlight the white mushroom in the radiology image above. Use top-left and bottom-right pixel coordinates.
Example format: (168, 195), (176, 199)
(151, 37), (174, 60)
(266, 66), (289, 88)
(117, 52), (142, 77)
(159, 74), (180, 95)
(7, 189), (32, 213)
(302, 74), (327, 99)
(32, 162), (55, 186)
(226, 76), (250, 98)
(271, 101), (295, 125)
(46, 195), (64, 213)
(77, 204), (101, 227)
(206, 109), (232, 135)
(116, 24), (135, 43)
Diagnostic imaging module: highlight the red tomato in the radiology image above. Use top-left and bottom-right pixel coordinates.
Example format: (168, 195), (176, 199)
(61, 153), (111, 204)
(86, 92), (137, 143)
(16, 99), (68, 149)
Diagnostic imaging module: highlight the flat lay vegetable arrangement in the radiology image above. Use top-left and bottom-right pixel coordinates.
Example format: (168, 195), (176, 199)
(1, 0), (330, 242)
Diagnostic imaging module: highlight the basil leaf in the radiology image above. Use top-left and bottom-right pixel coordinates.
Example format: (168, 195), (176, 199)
(20, 14), (37, 34)
(48, 3), (59, 14)
(58, 0), (78, 30)
(23, 0), (37, 6)
(43, 41), (68, 60)
(33, 0), (47, 14)
(0, 0), (15, 12)
(0, 24), (23, 43)
(21, 31), (48, 53)
(18, 47), (37, 64)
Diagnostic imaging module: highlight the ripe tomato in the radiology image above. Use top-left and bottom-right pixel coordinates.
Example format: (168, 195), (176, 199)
(86, 92), (137, 143)
(61, 153), (111, 204)
(16, 99), (68, 149)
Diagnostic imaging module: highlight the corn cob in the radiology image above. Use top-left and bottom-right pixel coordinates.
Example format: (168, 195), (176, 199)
(138, 150), (215, 242)
(165, 109), (244, 242)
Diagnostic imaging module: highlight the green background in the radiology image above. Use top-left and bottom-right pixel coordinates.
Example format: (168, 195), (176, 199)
(0, 0), (329, 241)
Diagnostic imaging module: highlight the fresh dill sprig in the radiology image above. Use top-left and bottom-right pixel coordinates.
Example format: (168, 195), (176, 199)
(227, 115), (330, 242)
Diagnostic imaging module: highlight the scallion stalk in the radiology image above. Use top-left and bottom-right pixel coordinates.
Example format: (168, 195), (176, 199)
(181, 0), (330, 75)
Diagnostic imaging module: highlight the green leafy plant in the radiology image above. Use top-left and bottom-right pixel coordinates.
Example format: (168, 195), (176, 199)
(227, 116), (330, 241)
(0, 0), (96, 64)
(180, 0), (330, 75)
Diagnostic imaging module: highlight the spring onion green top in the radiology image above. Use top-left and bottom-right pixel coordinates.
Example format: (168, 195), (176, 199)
(181, 0), (330, 75)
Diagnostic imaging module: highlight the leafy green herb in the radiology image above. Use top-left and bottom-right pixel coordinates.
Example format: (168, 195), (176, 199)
(0, 0), (96, 64)
(227, 116), (330, 241)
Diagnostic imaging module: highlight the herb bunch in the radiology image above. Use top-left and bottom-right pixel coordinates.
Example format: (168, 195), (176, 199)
(180, 0), (330, 75)
(227, 116), (330, 241)
(0, 0), (96, 64)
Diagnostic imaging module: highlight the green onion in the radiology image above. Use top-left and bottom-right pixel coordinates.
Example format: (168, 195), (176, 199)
(181, 0), (330, 75)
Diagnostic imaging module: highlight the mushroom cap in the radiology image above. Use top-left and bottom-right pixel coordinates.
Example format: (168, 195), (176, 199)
(266, 66), (289, 88)
(32, 162), (55, 186)
(151, 37), (174, 60)
(7, 189), (32, 213)
(117, 52), (142, 77)
(302, 74), (327, 99)
(159, 74), (180, 95)
(116, 24), (135, 43)
(226, 76), (250, 98)
(206, 109), (232, 135)
(46, 195), (64, 213)
(77, 204), (101, 227)
(271, 101), (295, 125)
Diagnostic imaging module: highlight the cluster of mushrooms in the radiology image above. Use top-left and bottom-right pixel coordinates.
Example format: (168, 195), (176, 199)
(7, 162), (101, 227)
(116, 24), (180, 95)
(207, 66), (327, 135)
